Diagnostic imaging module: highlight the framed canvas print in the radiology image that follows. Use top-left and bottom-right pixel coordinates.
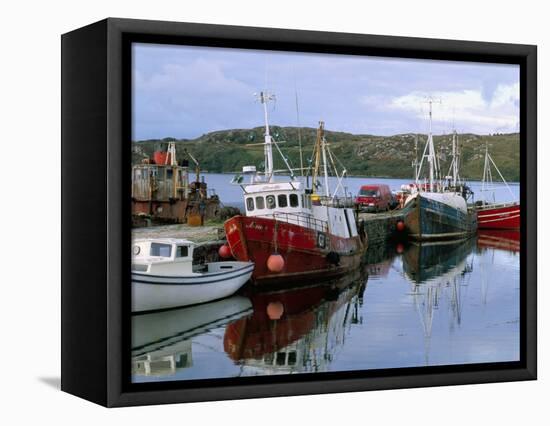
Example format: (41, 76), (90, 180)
(61, 18), (537, 407)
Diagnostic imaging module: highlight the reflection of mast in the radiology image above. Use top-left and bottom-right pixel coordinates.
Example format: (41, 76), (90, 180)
(403, 239), (474, 365)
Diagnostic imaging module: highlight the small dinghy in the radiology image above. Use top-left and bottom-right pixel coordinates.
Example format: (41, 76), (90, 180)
(132, 238), (254, 313)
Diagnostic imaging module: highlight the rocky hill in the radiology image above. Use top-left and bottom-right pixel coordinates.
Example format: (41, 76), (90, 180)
(133, 127), (520, 181)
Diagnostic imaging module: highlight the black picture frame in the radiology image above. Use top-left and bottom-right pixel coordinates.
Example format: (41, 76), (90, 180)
(61, 17), (537, 407)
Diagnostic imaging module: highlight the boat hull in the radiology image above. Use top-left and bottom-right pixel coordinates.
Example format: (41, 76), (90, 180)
(404, 193), (477, 241)
(224, 215), (365, 286)
(476, 203), (520, 229)
(131, 261), (254, 313)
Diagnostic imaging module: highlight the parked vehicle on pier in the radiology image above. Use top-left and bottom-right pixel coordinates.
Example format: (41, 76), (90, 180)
(355, 184), (392, 212)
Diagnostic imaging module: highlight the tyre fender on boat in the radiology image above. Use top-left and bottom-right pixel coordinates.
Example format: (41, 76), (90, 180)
(326, 251), (340, 266)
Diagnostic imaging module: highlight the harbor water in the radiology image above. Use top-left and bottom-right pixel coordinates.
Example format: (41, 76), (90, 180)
(203, 173), (520, 210)
(132, 174), (519, 382)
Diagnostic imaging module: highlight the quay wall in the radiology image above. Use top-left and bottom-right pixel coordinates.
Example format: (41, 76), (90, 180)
(359, 211), (407, 245)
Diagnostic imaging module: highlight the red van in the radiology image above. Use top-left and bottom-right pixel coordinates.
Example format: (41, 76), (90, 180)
(355, 184), (393, 212)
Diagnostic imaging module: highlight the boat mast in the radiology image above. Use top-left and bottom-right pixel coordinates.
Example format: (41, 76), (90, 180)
(482, 142), (516, 202)
(294, 77), (304, 177)
(451, 130), (460, 187)
(258, 91), (275, 182)
(415, 98), (440, 191)
(481, 143), (492, 201)
(321, 124), (331, 197)
(427, 99), (436, 192)
(413, 134), (419, 182)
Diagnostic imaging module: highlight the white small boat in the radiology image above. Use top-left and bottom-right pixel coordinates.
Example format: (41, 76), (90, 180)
(131, 238), (254, 313)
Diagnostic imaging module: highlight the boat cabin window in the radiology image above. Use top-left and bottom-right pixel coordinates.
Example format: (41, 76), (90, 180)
(266, 195), (276, 209)
(289, 193), (299, 207)
(255, 196), (265, 209)
(176, 246), (189, 258)
(278, 194), (288, 208)
(150, 242), (172, 257)
(246, 197), (254, 211)
(288, 351), (297, 365)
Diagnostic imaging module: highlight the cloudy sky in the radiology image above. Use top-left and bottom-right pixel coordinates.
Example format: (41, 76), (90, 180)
(132, 43), (519, 140)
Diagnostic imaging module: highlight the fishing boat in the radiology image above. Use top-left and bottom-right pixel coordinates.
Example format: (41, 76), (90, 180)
(224, 92), (366, 286)
(475, 146), (520, 229)
(131, 238), (254, 312)
(403, 102), (477, 240)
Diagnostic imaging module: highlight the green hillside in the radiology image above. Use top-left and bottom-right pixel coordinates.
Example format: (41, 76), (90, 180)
(133, 127), (520, 181)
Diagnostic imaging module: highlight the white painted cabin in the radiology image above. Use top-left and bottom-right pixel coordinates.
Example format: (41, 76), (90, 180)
(242, 181), (358, 239)
(132, 238), (194, 275)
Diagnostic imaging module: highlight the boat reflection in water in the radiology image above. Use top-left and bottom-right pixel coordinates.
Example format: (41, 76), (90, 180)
(131, 229), (520, 381)
(477, 230), (520, 253)
(224, 269), (368, 375)
(401, 238), (475, 363)
(132, 296), (253, 378)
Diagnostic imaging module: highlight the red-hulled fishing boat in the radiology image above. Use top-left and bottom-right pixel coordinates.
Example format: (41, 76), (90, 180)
(224, 92), (366, 286)
(476, 146), (520, 229)
(477, 202), (520, 229)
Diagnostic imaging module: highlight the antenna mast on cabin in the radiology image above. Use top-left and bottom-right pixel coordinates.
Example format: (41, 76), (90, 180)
(256, 91), (276, 182)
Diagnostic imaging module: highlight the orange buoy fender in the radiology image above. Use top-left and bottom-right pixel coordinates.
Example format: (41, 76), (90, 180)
(267, 253), (285, 273)
(218, 244), (232, 258)
(267, 301), (284, 320)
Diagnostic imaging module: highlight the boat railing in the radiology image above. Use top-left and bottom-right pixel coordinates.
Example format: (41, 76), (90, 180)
(317, 195), (355, 208)
(476, 201), (519, 210)
(271, 212), (329, 232)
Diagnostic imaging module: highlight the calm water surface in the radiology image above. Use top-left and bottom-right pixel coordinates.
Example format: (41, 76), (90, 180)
(201, 173), (520, 208)
(132, 231), (520, 382)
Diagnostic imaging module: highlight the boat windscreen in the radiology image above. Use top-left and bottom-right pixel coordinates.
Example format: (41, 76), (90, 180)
(150, 243), (172, 257)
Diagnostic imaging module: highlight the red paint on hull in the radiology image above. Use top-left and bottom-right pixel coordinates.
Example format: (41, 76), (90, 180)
(476, 203), (520, 229)
(224, 215), (365, 285)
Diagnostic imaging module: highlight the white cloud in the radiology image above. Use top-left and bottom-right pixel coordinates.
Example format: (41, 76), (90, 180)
(362, 83), (519, 134)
